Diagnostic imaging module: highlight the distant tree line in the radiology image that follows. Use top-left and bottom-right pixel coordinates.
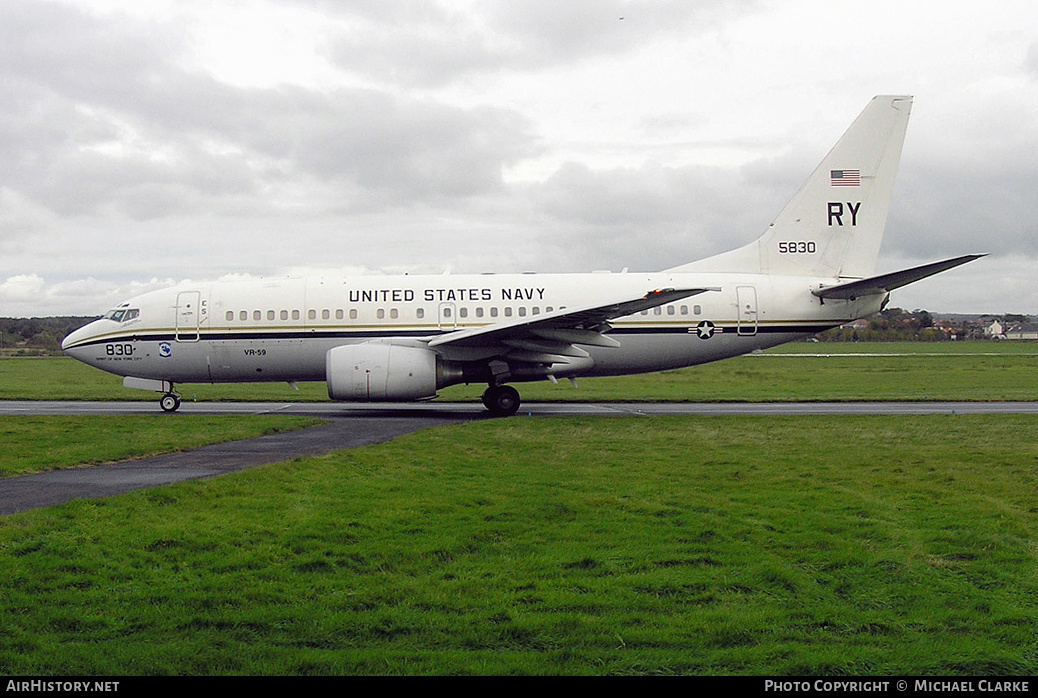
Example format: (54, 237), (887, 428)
(0, 317), (96, 355)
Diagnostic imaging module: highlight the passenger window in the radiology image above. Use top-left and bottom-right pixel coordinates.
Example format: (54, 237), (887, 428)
(226, 311), (234, 321)
(322, 309), (330, 320)
(417, 308), (425, 319)
(267, 310), (275, 321)
(280, 310), (288, 321)
(240, 311), (248, 321)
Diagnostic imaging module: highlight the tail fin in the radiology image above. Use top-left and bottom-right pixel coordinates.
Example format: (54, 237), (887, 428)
(670, 95), (913, 279)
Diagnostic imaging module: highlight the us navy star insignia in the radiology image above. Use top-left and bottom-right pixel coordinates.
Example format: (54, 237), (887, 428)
(695, 320), (717, 339)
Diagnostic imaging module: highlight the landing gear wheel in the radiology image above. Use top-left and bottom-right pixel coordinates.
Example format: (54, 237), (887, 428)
(482, 385), (521, 417)
(160, 393), (181, 412)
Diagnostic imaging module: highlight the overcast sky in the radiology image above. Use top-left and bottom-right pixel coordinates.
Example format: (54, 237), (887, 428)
(1, 0), (1036, 317)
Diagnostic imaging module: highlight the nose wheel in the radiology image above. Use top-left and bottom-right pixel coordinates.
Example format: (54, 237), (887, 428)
(482, 385), (521, 417)
(160, 392), (182, 412)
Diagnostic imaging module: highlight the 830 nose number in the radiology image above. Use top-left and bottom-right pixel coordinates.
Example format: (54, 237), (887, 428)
(105, 343), (135, 356)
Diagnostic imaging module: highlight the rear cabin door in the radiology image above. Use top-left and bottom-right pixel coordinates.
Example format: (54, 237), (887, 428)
(736, 285), (758, 336)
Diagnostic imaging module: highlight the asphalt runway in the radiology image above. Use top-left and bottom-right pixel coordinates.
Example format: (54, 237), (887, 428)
(3, 400), (1038, 515)
(6, 399), (1038, 417)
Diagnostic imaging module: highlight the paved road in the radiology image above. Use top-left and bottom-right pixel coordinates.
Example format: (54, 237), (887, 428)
(3, 400), (1038, 515)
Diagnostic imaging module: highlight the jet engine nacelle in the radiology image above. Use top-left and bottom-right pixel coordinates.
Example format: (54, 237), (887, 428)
(326, 342), (439, 401)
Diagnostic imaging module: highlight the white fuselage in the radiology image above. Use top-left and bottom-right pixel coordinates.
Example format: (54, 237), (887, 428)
(62, 270), (881, 387)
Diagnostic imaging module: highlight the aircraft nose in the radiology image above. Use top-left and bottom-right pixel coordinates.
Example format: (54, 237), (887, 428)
(62, 321), (101, 353)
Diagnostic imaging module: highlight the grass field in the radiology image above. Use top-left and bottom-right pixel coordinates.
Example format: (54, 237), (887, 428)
(1, 342), (1037, 675)
(0, 415), (321, 478)
(1, 415), (1036, 675)
(4, 340), (1038, 403)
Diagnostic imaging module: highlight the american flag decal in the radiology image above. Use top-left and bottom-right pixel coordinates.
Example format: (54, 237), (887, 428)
(831, 169), (861, 187)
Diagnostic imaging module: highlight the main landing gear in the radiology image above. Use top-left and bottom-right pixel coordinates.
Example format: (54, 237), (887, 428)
(159, 391), (182, 413)
(482, 384), (521, 417)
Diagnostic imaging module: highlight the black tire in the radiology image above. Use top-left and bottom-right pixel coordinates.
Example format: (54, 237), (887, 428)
(160, 393), (181, 412)
(483, 385), (521, 417)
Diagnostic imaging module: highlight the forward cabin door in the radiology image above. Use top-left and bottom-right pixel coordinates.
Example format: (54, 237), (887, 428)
(175, 291), (201, 342)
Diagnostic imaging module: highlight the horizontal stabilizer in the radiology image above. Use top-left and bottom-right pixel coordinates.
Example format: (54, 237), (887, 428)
(812, 254), (985, 301)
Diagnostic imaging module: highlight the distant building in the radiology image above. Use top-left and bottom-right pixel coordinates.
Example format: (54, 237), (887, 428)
(986, 320), (1006, 340)
(1006, 323), (1038, 341)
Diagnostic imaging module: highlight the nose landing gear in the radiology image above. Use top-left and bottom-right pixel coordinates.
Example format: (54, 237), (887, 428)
(160, 391), (181, 412)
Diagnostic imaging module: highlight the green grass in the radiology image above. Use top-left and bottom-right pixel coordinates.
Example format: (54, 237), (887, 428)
(1, 415), (1037, 675)
(5, 340), (1038, 403)
(0, 416), (322, 478)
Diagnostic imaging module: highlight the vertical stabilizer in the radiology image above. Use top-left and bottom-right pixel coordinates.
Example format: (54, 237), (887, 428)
(671, 95), (913, 279)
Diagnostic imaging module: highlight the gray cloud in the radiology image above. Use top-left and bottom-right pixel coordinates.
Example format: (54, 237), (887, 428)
(890, 160), (1038, 259)
(481, 0), (746, 64)
(325, 0), (755, 87)
(0, 0), (537, 223)
(1, 0), (1037, 317)
(521, 154), (804, 272)
(1027, 43), (1038, 78)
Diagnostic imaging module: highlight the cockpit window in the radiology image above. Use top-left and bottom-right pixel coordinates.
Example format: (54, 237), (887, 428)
(103, 308), (139, 323)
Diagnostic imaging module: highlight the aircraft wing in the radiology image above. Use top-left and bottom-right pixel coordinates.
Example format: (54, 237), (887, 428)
(812, 255), (984, 301)
(426, 287), (719, 363)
